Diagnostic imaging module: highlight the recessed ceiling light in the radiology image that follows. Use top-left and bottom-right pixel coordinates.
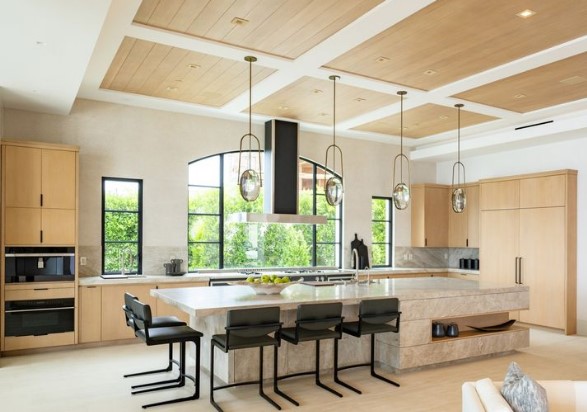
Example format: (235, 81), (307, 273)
(312, 89), (323, 94)
(516, 9), (536, 18)
(423, 69), (437, 76)
(318, 112), (329, 117)
(402, 127), (409, 130)
(35, 41), (47, 46)
(231, 17), (249, 26)
(375, 56), (390, 63)
(559, 75), (587, 85)
(166, 86), (178, 92)
(187, 63), (201, 69)
(278, 106), (289, 111)
(354, 97), (366, 103)
(514, 93), (527, 99)
(439, 115), (449, 120)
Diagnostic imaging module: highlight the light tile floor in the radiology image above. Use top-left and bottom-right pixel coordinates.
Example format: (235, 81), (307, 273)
(1, 328), (586, 412)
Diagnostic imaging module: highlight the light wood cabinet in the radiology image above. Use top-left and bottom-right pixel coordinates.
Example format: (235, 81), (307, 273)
(2, 141), (78, 246)
(411, 184), (449, 247)
(101, 284), (158, 341)
(95, 281), (206, 342)
(479, 170), (577, 334)
(79, 286), (102, 343)
(449, 184), (479, 248)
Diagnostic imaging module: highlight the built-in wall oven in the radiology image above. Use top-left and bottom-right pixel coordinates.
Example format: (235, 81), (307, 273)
(4, 247), (76, 339)
(4, 298), (75, 337)
(5, 247), (75, 283)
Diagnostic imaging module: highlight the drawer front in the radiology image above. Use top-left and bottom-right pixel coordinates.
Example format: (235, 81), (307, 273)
(5, 287), (75, 301)
(4, 332), (75, 351)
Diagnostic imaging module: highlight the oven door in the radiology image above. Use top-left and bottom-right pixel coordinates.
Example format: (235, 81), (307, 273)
(4, 298), (75, 337)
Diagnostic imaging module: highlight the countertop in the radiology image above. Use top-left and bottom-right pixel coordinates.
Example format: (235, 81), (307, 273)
(78, 267), (479, 286)
(151, 277), (524, 318)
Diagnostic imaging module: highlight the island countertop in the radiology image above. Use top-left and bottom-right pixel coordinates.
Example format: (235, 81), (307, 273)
(151, 277), (525, 318)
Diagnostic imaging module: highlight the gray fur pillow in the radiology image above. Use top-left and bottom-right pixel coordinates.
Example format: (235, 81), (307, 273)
(501, 362), (549, 412)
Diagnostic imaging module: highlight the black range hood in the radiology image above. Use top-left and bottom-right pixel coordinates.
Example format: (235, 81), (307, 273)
(228, 120), (327, 225)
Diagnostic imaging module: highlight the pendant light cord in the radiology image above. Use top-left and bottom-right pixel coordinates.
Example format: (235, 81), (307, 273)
(333, 75), (337, 173)
(457, 104), (461, 165)
(399, 92), (404, 182)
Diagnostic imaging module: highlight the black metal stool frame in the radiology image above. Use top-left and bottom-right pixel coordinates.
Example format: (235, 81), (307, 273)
(278, 302), (355, 400)
(210, 306), (297, 412)
(335, 298), (402, 393)
(131, 299), (202, 409)
(122, 292), (185, 391)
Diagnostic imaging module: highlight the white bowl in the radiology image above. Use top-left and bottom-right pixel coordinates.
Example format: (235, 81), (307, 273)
(230, 280), (297, 295)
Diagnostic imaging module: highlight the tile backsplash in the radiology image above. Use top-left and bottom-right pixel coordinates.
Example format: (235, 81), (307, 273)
(394, 247), (479, 269)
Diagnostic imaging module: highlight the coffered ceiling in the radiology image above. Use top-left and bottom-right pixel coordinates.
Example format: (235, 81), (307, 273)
(2, 0), (587, 160)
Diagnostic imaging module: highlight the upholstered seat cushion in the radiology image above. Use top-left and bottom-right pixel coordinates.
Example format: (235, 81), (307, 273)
(341, 321), (397, 336)
(151, 316), (186, 328)
(137, 325), (203, 345)
(280, 326), (340, 343)
(212, 333), (278, 350)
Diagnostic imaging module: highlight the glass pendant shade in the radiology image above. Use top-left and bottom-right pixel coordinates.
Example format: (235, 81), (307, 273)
(239, 168), (261, 202)
(324, 75), (344, 206)
(393, 182), (410, 210)
(237, 56), (262, 202)
(392, 91), (410, 210)
(451, 103), (466, 213)
(452, 187), (466, 213)
(325, 176), (344, 206)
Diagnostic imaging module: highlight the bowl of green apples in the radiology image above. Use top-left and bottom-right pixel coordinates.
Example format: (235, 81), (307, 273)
(233, 274), (296, 295)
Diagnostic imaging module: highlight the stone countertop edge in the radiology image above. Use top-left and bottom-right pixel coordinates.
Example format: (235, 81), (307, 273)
(78, 267), (480, 286)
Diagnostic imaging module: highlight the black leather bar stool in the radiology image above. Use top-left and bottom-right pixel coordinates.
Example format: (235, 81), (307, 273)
(336, 298), (402, 393)
(131, 299), (203, 409)
(278, 302), (353, 399)
(122, 293), (187, 391)
(210, 306), (296, 412)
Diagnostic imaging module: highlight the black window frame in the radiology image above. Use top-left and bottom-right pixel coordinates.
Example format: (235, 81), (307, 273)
(371, 196), (393, 267)
(187, 152), (342, 270)
(101, 177), (143, 274)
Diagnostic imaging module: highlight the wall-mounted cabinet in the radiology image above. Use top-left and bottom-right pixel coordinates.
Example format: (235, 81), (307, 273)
(479, 170), (577, 334)
(2, 142), (77, 246)
(411, 184), (449, 247)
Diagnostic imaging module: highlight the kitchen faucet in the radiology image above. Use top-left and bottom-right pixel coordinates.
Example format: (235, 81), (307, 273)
(352, 248), (359, 282)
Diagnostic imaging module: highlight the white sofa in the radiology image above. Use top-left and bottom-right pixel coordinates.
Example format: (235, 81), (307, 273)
(462, 379), (587, 412)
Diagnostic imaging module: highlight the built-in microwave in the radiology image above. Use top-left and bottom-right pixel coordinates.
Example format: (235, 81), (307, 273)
(5, 247), (75, 283)
(4, 298), (75, 337)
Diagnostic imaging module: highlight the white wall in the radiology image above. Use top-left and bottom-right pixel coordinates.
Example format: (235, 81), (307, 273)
(3, 99), (417, 272)
(436, 137), (587, 334)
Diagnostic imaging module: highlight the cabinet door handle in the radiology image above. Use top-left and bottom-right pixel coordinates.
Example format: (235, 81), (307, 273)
(514, 257), (519, 284)
(425, 238), (427, 246)
(466, 238), (469, 247)
(40, 230), (44, 243)
(40, 193), (44, 207)
(518, 257), (523, 285)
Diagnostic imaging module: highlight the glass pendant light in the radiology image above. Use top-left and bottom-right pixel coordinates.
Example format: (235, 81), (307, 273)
(451, 103), (466, 213)
(237, 56), (263, 202)
(392, 91), (410, 210)
(324, 75), (344, 206)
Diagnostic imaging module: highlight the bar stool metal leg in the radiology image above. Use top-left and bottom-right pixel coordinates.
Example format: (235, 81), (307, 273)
(369, 334), (399, 387)
(314, 340), (342, 397)
(333, 338), (362, 394)
(273, 345), (299, 406)
(258, 346), (282, 410)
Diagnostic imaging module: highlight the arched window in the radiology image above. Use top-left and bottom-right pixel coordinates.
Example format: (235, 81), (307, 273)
(188, 152), (342, 270)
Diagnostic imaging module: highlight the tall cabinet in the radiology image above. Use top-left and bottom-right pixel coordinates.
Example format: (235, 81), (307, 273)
(1, 139), (79, 351)
(479, 170), (577, 334)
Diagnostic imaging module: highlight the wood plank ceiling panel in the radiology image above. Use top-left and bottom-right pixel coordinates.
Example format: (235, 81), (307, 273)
(133, 0), (383, 59)
(250, 76), (398, 125)
(100, 37), (275, 107)
(325, 0), (587, 91)
(454, 53), (587, 113)
(353, 104), (497, 139)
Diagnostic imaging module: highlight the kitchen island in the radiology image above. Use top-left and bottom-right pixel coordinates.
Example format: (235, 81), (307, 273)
(151, 277), (529, 383)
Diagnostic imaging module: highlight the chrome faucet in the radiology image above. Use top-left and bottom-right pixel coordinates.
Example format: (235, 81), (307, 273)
(120, 249), (133, 275)
(352, 248), (359, 282)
